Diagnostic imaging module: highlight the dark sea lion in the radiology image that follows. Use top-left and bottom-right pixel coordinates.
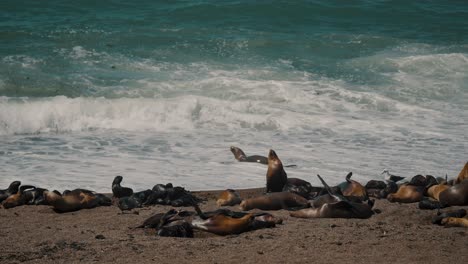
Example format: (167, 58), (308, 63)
(158, 220), (194, 238)
(2, 185), (36, 209)
(336, 172), (368, 201)
(432, 209), (467, 225)
(387, 184), (424, 203)
(25, 187), (49, 205)
(438, 179), (468, 206)
(418, 198), (444, 210)
(111, 176), (133, 198)
(440, 217), (468, 228)
(266, 149), (288, 193)
(239, 192), (309, 211)
(409, 175), (427, 186)
(282, 178), (314, 198)
(455, 162), (468, 184)
(365, 180), (387, 190)
(0, 181), (21, 203)
(424, 175), (438, 189)
(216, 189), (242, 207)
(230, 146), (268, 164)
(119, 189), (153, 211)
(290, 175), (374, 219)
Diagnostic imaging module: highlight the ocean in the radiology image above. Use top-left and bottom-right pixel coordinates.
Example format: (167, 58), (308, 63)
(1, 0), (467, 192)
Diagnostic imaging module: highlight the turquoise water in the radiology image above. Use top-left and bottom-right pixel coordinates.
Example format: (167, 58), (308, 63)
(1, 1), (467, 191)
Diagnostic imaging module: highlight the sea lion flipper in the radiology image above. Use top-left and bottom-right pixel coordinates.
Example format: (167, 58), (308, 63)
(317, 174), (334, 196)
(346, 172), (353, 183)
(330, 200), (353, 209)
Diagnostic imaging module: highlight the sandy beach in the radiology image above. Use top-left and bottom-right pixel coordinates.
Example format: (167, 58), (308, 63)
(0, 188), (467, 264)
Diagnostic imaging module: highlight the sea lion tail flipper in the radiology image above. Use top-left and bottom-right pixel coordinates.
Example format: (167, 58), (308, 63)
(317, 174), (334, 196)
(346, 172), (353, 182)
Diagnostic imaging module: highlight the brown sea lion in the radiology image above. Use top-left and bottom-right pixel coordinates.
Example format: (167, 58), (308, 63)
(239, 192), (309, 211)
(216, 189), (242, 207)
(438, 179), (468, 206)
(45, 189), (110, 213)
(266, 149), (288, 193)
(192, 213), (254, 236)
(2, 185), (36, 209)
(387, 184), (424, 203)
(432, 209), (467, 225)
(440, 217), (468, 228)
(427, 183), (450, 201)
(336, 172), (368, 201)
(230, 146), (268, 164)
(455, 162), (468, 184)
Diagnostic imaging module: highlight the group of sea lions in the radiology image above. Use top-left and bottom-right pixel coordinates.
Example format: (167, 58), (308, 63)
(1, 146), (467, 237)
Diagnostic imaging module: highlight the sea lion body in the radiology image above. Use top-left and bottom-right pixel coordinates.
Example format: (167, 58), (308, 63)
(387, 184), (424, 203)
(230, 146), (268, 164)
(266, 149), (287, 193)
(45, 189), (109, 213)
(440, 217), (468, 228)
(111, 176), (133, 198)
(290, 200), (374, 219)
(337, 172), (368, 201)
(427, 184), (450, 201)
(455, 162), (468, 184)
(2, 185), (36, 209)
(438, 179), (468, 206)
(240, 192), (309, 211)
(192, 213), (253, 236)
(432, 209), (467, 225)
(216, 189), (242, 207)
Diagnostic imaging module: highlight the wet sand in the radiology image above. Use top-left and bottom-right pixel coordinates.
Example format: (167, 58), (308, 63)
(0, 188), (467, 264)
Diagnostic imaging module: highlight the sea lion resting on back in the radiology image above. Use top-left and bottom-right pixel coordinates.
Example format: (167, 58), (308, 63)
(290, 175), (374, 219)
(2, 185), (36, 209)
(45, 189), (111, 213)
(335, 172), (368, 201)
(240, 192), (309, 211)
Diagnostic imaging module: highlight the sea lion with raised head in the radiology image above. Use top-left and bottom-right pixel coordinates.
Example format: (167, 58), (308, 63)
(230, 146), (268, 164)
(455, 162), (468, 184)
(0, 181), (21, 203)
(440, 217), (468, 228)
(239, 192), (309, 211)
(216, 189), (242, 207)
(266, 149), (288, 193)
(111, 176), (133, 198)
(387, 184), (424, 203)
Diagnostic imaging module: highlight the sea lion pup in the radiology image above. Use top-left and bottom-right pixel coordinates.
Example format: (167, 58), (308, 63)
(290, 175), (374, 219)
(216, 189), (242, 207)
(0, 181), (21, 203)
(336, 172), (368, 201)
(455, 162), (468, 184)
(2, 185), (36, 209)
(111, 176), (133, 198)
(119, 189), (153, 211)
(432, 209), (467, 225)
(440, 217), (468, 228)
(366, 181), (398, 199)
(438, 179), (468, 206)
(230, 146), (268, 164)
(239, 192), (309, 211)
(266, 149), (288, 193)
(387, 184), (424, 203)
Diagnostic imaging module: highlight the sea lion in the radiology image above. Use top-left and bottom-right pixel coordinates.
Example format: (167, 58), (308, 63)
(239, 192), (309, 211)
(336, 172), (368, 201)
(282, 178), (315, 198)
(119, 189), (153, 211)
(45, 189), (110, 213)
(111, 176), (133, 198)
(0, 181), (21, 203)
(2, 185), (36, 209)
(365, 180), (387, 190)
(440, 217), (468, 228)
(158, 221), (194, 238)
(290, 175), (374, 219)
(432, 209), (467, 225)
(266, 149), (288, 193)
(427, 183), (450, 201)
(367, 181), (398, 199)
(216, 189), (242, 207)
(455, 162), (468, 184)
(409, 175), (428, 186)
(230, 146), (268, 164)
(192, 213), (254, 236)
(438, 179), (468, 206)
(387, 184), (424, 203)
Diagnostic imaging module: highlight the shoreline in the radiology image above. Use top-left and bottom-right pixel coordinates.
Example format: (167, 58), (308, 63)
(0, 187), (467, 263)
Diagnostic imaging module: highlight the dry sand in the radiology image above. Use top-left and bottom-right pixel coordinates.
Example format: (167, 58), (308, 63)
(0, 188), (467, 264)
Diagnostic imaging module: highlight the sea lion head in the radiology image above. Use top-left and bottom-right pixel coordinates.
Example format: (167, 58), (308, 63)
(112, 176), (123, 185)
(230, 146), (246, 161)
(239, 200), (249, 211)
(8, 181), (21, 193)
